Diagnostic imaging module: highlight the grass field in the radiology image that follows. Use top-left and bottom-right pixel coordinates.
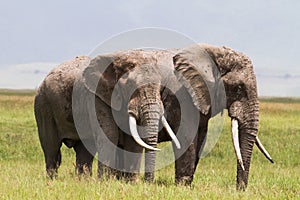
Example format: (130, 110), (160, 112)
(0, 90), (299, 199)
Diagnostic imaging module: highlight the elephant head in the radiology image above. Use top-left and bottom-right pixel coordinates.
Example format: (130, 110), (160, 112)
(173, 44), (273, 190)
(82, 50), (180, 181)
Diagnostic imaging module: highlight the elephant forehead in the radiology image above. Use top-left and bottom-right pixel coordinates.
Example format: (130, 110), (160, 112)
(127, 66), (161, 87)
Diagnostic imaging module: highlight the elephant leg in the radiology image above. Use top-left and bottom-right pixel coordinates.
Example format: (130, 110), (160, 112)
(46, 149), (62, 179)
(173, 136), (197, 185)
(39, 120), (62, 179)
(122, 133), (143, 182)
(172, 124), (207, 185)
(169, 86), (201, 185)
(73, 140), (96, 176)
(194, 119), (209, 171)
(35, 98), (62, 179)
(115, 141), (125, 179)
(172, 113), (201, 185)
(96, 131), (119, 179)
(45, 146), (62, 179)
(92, 100), (119, 180)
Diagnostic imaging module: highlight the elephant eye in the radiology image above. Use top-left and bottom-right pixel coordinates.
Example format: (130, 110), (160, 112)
(218, 67), (227, 76)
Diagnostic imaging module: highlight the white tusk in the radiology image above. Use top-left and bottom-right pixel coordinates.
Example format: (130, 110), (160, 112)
(231, 119), (245, 171)
(255, 136), (274, 163)
(129, 115), (160, 151)
(161, 116), (181, 149)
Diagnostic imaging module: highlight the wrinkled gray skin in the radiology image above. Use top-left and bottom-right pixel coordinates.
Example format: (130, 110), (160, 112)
(81, 50), (170, 181)
(34, 56), (96, 178)
(35, 44), (261, 190)
(35, 51), (174, 180)
(167, 44), (261, 190)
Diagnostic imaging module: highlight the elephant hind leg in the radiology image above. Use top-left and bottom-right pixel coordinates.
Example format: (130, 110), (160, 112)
(40, 122), (62, 179)
(46, 149), (62, 179)
(35, 95), (62, 179)
(74, 140), (96, 176)
(41, 125), (62, 179)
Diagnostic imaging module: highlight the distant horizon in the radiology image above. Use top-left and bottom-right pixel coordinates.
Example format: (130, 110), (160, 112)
(0, 60), (299, 97)
(1, 1), (299, 97)
(1, 86), (299, 98)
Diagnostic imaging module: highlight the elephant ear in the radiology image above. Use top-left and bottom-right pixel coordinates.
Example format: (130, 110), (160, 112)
(173, 44), (218, 115)
(83, 55), (122, 111)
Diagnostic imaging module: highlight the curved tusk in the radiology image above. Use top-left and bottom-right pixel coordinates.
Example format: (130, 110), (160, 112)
(255, 136), (274, 163)
(231, 119), (245, 171)
(129, 115), (160, 151)
(161, 116), (181, 149)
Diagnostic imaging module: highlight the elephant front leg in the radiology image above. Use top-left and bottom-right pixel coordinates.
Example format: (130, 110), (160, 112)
(91, 100), (120, 180)
(96, 128), (119, 179)
(121, 133), (143, 182)
(194, 120), (208, 171)
(174, 119), (208, 185)
(173, 137), (198, 185)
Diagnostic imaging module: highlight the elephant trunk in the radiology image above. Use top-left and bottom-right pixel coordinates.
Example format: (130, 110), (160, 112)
(232, 99), (259, 190)
(128, 85), (163, 182)
(141, 101), (161, 182)
(237, 128), (256, 190)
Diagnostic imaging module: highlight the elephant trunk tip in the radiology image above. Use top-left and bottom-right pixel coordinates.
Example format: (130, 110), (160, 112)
(236, 182), (247, 191)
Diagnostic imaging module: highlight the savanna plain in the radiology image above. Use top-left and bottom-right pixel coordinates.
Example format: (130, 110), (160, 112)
(0, 90), (299, 199)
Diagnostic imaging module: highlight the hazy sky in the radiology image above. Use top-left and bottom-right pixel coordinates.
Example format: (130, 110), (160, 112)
(0, 0), (299, 96)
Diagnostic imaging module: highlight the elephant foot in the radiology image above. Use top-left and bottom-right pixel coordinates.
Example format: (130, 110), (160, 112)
(74, 140), (95, 177)
(144, 172), (154, 183)
(46, 168), (58, 180)
(115, 171), (125, 180)
(76, 163), (92, 176)
(120, 172), (139, 183)
(97, 164), (119, 180)
(175, 176), (193, 186)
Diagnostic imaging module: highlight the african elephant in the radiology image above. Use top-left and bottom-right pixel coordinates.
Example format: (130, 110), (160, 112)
(35, 44), (272, 190)
(158, 44), (274, 190)
(78, 50), (182, 181)
(34, 52), (180, 179)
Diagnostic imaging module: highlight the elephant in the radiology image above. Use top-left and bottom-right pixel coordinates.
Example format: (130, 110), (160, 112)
(34, 52), (180, 179)
(76, 50), (183, 181)
(34, 44), (273, 190)
(156, 44), (274, 190)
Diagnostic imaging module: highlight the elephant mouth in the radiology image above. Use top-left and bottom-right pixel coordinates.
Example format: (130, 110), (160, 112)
(128, 114), (181, 151)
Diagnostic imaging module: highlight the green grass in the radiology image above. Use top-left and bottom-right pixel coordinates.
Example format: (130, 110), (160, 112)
(259, 97), (300, 104)
(0, 92), (299, 199)
(0, 89), (36, 96)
